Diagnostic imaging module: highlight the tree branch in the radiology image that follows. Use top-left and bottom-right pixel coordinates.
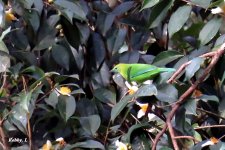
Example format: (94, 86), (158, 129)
(152, 43), (225, 150)
(0, 119), (10, 150)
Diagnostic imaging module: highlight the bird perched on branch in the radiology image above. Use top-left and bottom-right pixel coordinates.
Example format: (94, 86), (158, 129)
(111, 63), (176, 83)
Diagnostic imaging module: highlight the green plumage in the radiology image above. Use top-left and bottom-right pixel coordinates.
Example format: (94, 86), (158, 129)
(111, 63), (176, 83)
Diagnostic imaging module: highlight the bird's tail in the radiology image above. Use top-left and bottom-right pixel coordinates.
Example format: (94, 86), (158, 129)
(159, 67), (176, 72)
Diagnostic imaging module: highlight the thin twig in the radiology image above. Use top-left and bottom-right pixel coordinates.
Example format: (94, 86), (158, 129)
(194, 125), (225, 130)
(27, 113), (32, 150)
(197, 108), (225, 120)
(219, 134), (225, 140)
(173, 136), (199, 143)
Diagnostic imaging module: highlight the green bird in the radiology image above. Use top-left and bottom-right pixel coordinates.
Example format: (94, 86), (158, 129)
(111, 63), (176, 83)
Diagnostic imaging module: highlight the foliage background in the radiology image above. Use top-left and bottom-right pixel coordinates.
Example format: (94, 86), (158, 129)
(0, 0), (225, 149)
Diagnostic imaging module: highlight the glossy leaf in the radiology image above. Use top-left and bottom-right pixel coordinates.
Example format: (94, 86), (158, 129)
(190, 0), (212, 8)
(141, 0), (160, 10)
(185, 57), (204, 80)
(111, 95), (133, 122)
(20, 91), (32, 113)
(199, 18), (222, 45)
(149, 0), (174, 28)
(51, 44), (70, 71)
(79, 115), (101, 135)
(168, 5), (192, 38)
(24, 9), (40, 33)
(45, 91), (58, 108)
(107, 28), (127, 52)
(122, 123), (149, 142)
(156, 84), (178, 102)
(153, 50), (184, 66)
(94, 88), (116, 104)
(57, 95), (76, 122)
(184, 99), (197, 115)
(54, 0), (86, 22)
(135, 84), (157, 98)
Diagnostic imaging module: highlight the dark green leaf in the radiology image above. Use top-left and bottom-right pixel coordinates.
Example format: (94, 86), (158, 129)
(94, 88), (116, 104)
(119, 51), (140, 63)
(8, 104), (27, 134)
(175, 108), (194, 135)
(135, 84), (157, 98)
(112, 1), (135, 15)
(111, 95), (133, 122)
(141, 0), (160, 10)
(185, 57), (204, 80)
(57, 95), (76, 122)
(107, 28), (127, 52)
(79, 115), (101, 135)
(60, 16), (80, 49)
(122, 123), (149, 142)
(24, 9), (40, 33)
(45, 91), (58, 108)
(184, 99), (197, 115)
(131, 134), (151, 150)
(54, 0), (86, 22)
(22, 66), (45, 80)
(156, 84), (178, 102)
(149, 0), (174, 28)
(153, 50), (184, 66)
(51, 44), (70, 71)
(90, 33), (106, 68)
(33, 0), (43, 15)
(168, 5), (192, 38)
(91, 63), (110, 89)
(20, 92), (32, 112)
(199, 18), (222, 45)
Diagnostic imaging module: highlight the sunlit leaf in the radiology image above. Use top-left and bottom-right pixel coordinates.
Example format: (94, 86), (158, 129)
(141, 0), (160, 10)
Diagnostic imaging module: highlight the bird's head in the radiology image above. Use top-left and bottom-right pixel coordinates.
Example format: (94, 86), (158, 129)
(111, 64), (123, 73)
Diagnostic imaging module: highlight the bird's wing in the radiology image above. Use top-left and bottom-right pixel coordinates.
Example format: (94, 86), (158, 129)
(130, 65), (158, 79)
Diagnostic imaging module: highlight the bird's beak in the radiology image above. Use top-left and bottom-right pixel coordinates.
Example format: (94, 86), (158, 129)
(110, 69), (115, 73)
